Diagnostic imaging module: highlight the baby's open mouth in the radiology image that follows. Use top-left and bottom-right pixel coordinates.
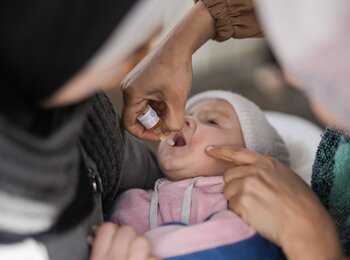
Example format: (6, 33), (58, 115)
(173, 132), (186, 147)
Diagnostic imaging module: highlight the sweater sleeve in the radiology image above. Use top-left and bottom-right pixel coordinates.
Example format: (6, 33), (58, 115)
(80, 91), (164, 214)
(118, 131), (164, 193)
(195, 0), (263, 41)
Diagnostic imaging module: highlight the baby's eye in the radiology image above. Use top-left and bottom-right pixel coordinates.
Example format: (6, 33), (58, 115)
(207, 118), (218, 125)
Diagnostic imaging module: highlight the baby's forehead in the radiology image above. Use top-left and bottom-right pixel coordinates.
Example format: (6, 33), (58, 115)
(186, 98), (234, 114)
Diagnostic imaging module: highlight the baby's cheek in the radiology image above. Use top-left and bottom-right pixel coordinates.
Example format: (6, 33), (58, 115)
(191, 133), (213, 150)
(195, 129), (232, 148)
(194, 153), (224, 176)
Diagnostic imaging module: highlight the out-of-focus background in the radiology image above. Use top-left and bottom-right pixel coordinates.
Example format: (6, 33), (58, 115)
(108, 1), (323, 147)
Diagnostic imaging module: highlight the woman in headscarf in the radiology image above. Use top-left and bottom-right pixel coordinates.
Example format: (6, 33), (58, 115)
(120, 0), (350, 258)
(0, 0), (175, 259)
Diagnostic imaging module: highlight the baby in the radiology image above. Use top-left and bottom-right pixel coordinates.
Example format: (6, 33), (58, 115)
(111, 90), (289, 259)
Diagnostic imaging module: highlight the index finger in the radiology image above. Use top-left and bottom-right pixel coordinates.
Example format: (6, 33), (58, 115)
(205, 145), (264, 165)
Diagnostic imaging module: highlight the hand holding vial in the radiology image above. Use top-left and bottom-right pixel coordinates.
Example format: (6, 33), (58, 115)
(137, 105), (176, 145)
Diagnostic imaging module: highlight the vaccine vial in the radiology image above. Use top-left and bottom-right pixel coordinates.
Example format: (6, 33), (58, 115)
(137, 105), (176, 145)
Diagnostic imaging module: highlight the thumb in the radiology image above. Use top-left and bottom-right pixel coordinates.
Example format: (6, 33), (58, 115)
(161, 101), (186, 134)
(205, 145), (262, 165)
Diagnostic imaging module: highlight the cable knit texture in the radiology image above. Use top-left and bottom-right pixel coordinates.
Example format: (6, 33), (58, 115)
(80, 92), (124, 214)
(312, 128), (350, 255)
(195, 0), (263, 41)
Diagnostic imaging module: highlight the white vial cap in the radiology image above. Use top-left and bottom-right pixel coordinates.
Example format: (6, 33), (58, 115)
(137, 105), (159, 129)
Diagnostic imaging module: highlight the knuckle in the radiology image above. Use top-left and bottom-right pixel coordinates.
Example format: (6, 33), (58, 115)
(249, 164), (260, 174)
(240, 193), (251, 207)
(99, 222), (116, 233)
(244, 176), (260, 192)
(223, 169), (236, 182)
(265, 156), (278, 168)
(223, 170), (233, 182)
(120, 225), (137, 236)
(257, 167), (269, 179)
(252, 163), (269, 178)
(134, 236), (150, 248)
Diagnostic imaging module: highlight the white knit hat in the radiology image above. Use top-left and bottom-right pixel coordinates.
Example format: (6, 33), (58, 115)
(186, 90), (290, 166)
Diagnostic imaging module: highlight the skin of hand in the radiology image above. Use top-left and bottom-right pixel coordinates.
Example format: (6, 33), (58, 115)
(120, 39), (193, 141)
(121, 1), (215, 140)
(205, 145), (346, 260)
(89, 222), (158, 260)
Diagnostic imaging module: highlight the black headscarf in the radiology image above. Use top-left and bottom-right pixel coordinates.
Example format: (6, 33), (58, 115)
(0, 0), (139, 250)
(0, 0), (137, 130)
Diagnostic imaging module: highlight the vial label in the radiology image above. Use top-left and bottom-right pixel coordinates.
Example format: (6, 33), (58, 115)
(137, 105), (160, 129)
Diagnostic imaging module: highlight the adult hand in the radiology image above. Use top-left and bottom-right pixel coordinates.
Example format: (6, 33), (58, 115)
(89, 222), (158, 260)
(205, 145), (345, 260)
(121, 40), (192, 140)
(121, 1), (215, 140)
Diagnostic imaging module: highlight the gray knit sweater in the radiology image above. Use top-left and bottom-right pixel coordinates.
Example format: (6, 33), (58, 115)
(0, 92), (163, 259)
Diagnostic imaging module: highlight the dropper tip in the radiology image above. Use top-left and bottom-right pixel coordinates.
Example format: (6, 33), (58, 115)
(167, 138), (175, 146)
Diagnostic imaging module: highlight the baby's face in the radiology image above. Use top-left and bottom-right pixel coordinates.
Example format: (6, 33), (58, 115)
(157, 99), (245, 180)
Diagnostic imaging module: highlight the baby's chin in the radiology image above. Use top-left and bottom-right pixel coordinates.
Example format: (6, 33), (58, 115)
(159, 163), (183, 181)
(159, 163), (214, 181)
(164, 173), (186, 181)
(161, 161), (231, 181)
(159, 161), (192, 181)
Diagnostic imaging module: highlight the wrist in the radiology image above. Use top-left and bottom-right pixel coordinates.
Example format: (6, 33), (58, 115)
(161, 1), (215, 58)
(281, 220), (344, 260)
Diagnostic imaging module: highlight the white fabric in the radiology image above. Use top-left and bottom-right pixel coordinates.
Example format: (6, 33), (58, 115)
(181, 177), (200, 225)
(150, 177), (200, 228)
(256, 1), (350, 132)
(150, 178), (164, 229)
(150, 188), (159, 229)
(0, 190), (57, 234)
(265, 112), (322, 185)
(0, 239), (49, 260)
(88, 0), (174, 70)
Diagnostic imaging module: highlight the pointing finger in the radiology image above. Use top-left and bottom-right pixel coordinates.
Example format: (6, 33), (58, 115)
(205, 145), (263, 165)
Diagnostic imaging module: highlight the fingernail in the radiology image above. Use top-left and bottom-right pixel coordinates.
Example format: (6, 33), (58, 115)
(205, 145), (215, 152)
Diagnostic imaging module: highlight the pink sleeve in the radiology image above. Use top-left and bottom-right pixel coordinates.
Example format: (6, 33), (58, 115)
(110, 189), (153, 234)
